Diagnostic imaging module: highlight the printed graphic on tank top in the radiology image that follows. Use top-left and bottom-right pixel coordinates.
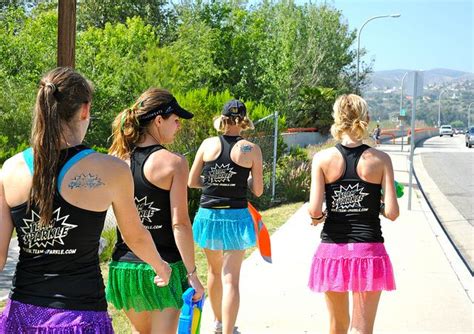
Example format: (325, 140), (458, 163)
(112, 145), (180, 263)
(10, 146), (108, 311)
(19, 208), (78, 255)
(331, 183), (370, 213)
(135, 196), (161, 229)
(206, 163), (237, 186)
(322, 144), (384, 243)
(200, 135), (251, 209)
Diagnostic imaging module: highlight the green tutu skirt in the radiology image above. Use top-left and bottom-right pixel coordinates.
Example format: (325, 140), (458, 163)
(106, 260), (189, 312)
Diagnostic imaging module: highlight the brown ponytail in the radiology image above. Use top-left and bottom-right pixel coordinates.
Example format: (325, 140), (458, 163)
(30, 67), (93, 225)
(109, 105), (143, 159)
(109, 88), (175, 159)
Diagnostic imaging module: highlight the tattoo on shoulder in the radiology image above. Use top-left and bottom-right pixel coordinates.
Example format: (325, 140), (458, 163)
(68, 173), (105, 190)
(240, 145), (253, 153)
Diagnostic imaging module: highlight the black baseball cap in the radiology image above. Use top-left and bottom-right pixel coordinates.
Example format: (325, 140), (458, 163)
(222, 99), (246, 117)
(138, 97), (194, 122)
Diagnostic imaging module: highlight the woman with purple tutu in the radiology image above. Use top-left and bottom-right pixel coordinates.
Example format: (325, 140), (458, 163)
(308, 94), (399, 334)
(0, 67), (171, 333)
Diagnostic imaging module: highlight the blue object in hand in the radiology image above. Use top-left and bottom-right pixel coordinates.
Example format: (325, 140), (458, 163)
(178, 288), (205, 334)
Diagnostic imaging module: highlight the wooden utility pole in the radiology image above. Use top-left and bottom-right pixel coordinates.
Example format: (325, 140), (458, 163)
(57, 0), (77, 68)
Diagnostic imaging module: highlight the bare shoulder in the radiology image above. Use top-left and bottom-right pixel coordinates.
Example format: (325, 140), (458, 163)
(239, 139), (259, 149)
(235, 139), (261, 157)
(2, 152), (25, 171)
(202, 136), (220, 148)
(313, 147), (339, 163)
(1, 152), (29, 178)
(89, 153), (130, 175)
(91, 152), (128, 167)
(149, 149), (188, 169)
(364, 147), (391, 164)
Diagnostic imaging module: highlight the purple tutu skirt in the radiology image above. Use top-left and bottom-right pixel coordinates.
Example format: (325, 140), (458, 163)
(0, 299), (114, 333)
(308, 242), (396, 292)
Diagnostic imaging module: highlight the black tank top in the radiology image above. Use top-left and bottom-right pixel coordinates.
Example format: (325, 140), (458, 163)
(112, 145), (181, 263)
(200, 135), (251, 208)
(321, 143), (383, 243)
(10, 146), (108, 311)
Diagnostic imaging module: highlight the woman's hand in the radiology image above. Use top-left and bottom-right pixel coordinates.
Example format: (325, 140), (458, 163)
(188, 271), (205, 301)
(153, 260), (172, 287)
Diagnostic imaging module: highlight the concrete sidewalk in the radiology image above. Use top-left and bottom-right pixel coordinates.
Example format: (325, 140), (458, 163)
(201, 143), (473, 334)
(0, 238), (17, 301)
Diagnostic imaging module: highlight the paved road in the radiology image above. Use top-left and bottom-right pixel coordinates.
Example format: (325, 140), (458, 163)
(418, 134), (474, 225)
(415, 134), (473, 272)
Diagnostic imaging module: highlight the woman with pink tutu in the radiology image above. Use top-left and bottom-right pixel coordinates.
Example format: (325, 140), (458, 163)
(308, 94), (399, 334)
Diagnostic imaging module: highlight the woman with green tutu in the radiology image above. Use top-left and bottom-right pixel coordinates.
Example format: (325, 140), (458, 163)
(107, 88), (204, 334)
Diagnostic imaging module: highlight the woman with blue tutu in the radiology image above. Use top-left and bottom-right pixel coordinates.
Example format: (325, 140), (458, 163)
(188, 100), (263, 334)
(107, 88), (204, 334)
(308, 94), (399, 334)
(0, 67), (171, 333)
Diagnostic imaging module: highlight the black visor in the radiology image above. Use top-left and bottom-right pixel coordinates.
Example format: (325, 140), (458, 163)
(138, 98), (194, 123)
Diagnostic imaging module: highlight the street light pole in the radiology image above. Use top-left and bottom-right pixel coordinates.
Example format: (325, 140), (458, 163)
(356, 14), (401, 88)
(399, 71), (408, 151)
(437, 89), (447, 128)
(468, 102), (474, 128)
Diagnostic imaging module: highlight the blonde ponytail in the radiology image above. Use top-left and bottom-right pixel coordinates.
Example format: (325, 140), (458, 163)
(330, 94), (369, 141)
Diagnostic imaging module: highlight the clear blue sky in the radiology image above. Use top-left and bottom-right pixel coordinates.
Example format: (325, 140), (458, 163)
(299, 0), (473, 73)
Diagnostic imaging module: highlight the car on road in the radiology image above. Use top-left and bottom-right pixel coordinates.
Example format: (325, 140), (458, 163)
(465, 127), (474, 148)
(439, 125), (454, 137)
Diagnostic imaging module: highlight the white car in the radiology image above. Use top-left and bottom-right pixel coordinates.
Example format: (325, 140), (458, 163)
(439, 125), (453, 137)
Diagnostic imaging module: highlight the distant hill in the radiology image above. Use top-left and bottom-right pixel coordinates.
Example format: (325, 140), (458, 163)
(367, 68), (474, 90)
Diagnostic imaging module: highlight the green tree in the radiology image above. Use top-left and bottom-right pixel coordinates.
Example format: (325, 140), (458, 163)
(168, 16), (221, 91)
(0, 7), (57, 156)
(77, 0), (177, 45)
(76, 16), (159, 146)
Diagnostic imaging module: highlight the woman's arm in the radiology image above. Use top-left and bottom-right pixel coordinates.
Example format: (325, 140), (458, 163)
(0, 167), (14, 271)
(111, 161), (171, 286)
(380, 154), (399, 221)
(170, 155), (204, 301)
(188, 142), (206, 189)
(249, 144), (263, 197)
(308, 153), (326, 225)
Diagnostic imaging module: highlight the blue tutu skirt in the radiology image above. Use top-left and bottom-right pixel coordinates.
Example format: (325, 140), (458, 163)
(192, 207), (256, 250)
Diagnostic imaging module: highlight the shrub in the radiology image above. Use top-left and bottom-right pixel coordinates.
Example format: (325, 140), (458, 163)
(99, 227), (117, 263)
(275, 147), (311, 203)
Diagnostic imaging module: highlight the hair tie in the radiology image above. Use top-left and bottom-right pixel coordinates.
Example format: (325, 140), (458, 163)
(45, 82), (57, 93)
(120, 108), (133, 131)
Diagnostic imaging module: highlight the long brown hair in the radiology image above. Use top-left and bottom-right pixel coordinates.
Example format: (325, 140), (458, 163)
(30, 67), (93, 225)
(109, 88), (174, 159)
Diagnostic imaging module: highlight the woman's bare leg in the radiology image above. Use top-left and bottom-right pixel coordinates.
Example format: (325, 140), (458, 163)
(350, 291), (382, 334)
(124, 309), (151, 334)
(204, 248), (224, 323)
(150, 308), (180, 334)
(221, 250), (245, 334)
(324, 291), (350, 334)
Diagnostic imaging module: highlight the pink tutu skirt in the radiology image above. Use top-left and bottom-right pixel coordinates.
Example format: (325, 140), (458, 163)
(308, 242), (396, 292)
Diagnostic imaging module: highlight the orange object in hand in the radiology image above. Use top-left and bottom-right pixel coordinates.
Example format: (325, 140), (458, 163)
(248, 202), (272, 263)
